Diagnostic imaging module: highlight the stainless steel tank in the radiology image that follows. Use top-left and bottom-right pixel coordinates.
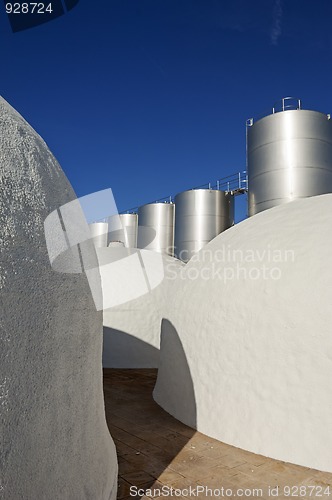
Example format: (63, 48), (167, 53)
(174, 189), (234, 262)
(107, 213), (138, 248)
(89, 222), (108, 248)
(247, 97), (332, 216)
(137, 202), (175, 256)
(108, 241), (125, 248)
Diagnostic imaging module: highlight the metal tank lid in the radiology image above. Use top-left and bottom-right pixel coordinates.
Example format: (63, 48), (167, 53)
(142, 201), (174, 205)
(175, 188), (222, 196)
(247, 97), (330, 127)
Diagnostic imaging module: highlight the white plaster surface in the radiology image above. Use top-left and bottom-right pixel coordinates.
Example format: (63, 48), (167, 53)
(0, 97), (118, 499)
(154, 194), (332, 472)
(99, 248), (184, 368)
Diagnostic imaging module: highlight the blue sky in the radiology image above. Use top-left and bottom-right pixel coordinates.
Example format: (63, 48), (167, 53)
(1, 0), (332, 221)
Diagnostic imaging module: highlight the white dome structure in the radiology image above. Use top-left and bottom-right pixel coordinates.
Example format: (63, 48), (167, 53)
(154, 194), (332, 473)
(0, 97), (118, 499)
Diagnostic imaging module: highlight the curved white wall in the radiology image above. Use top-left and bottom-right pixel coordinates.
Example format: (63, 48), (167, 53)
(0, 97), (118, 499)
(154, 194), (332, 473)
(98, 247), (184, 368)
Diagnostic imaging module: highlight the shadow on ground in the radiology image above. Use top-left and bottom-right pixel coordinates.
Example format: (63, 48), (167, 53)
(103, 321), (197, 499)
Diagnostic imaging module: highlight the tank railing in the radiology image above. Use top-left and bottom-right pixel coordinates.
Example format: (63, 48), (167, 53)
(190, 172), (247, 193)
(216, 171), (248, 194)
(272, 97), (302, 114)
(121, 195), (174, 214)
(188, 181), (213, 191)
(152, 195), (174, 204)
(120, 208), (140, 214)
(119, 170), (248, 214)
(248, 97), (303, 125)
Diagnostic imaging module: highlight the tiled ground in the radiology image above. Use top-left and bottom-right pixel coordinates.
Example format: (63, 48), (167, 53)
(103, 369), (332, 499)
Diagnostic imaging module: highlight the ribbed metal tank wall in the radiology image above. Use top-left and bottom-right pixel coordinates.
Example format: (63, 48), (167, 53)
(108, 213), (138, 248)
(137, 203), (175, 256)
(174, 189), (234, 262)
(89, 222), (108, 248)
(247, 100), (332, 216)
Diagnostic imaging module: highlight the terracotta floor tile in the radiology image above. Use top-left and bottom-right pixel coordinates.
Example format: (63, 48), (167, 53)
(309, 471), (332, 483)
(194, 476), (244, 496)
(184, 436), (225, 451)
(119, 496), (143, 500)
(121, 470), (156, 486)
(156, 467), (186, 486)
(196, 443), (234, 460)
(301, 475), (332, 487)
(228, 448), (271, 467)
(118, 457), (140, 475)
(234, 462), (263, 476)
(120, 494), (154, 500)
(211, 463), (255, 479)
(280, 461), (314, 474)
(264, 459), (312, 479)
(117, 478), (132, 499)
(168, 476), (197, 490)
(114, 439), (138, 458)
(215, 453), (248, 469)
(136, 480), (166, 498)
(196, 473), (231, 488)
